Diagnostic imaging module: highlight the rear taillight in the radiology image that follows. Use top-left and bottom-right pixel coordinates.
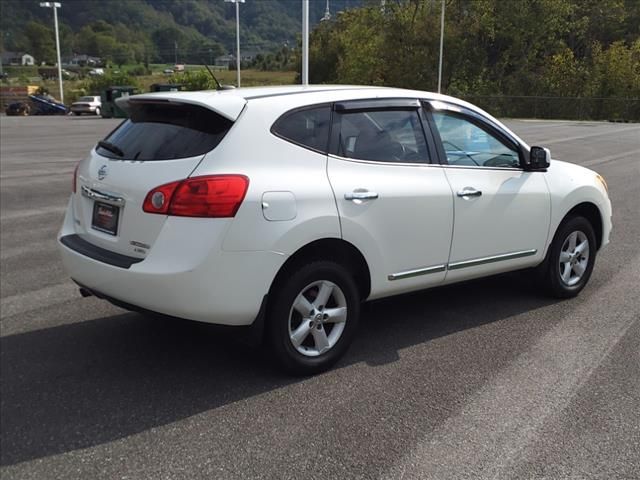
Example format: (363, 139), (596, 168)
(72, 162), (80, 193)
(143, 175), (249, 218)
(142, 180), (181, 215)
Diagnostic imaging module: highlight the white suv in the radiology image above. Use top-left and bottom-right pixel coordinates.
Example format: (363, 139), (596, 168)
(58, 86), (612, 374)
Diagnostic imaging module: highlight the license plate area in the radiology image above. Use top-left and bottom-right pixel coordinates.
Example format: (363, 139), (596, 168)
(92, 201), (120, 236)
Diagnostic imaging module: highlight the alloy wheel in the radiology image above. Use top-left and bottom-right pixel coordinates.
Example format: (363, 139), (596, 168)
(288, 280), (347, 357)
(558, 230), (590, 286)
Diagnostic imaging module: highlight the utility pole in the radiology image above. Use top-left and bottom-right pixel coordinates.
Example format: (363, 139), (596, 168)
(302, 0), (309, 85)
(174, 41), (178, 65)
(437, 0), (445, 94)
(39, 2), (63, 104)
(224, 0), (245, 88)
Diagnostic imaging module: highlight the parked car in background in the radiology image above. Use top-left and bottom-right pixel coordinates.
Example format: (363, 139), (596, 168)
(58, 86), (612, 375)
(71, 96), (101, 116)
(5, 101), (30, 116)
(88, 68), (105, 76)
(29, 94), (68, 115)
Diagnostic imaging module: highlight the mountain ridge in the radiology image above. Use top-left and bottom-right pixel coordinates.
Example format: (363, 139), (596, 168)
(0, 0), (363, 64)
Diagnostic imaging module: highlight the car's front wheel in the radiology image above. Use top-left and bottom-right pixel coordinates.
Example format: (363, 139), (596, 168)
(267, 261), (360, 375)
(539, 215), (597, 298)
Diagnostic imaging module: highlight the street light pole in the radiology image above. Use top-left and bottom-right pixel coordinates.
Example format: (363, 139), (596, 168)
(40, 2), (64, 104)
(437, 0), (445, 94)
(302, 0), (309, 85)
(225, 0), (245, 88)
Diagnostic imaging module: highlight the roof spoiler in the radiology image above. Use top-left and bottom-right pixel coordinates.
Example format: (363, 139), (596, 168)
(115, 92), (247, 121)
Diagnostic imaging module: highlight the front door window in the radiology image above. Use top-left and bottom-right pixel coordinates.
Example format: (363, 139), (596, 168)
(432, 111), (520, 168)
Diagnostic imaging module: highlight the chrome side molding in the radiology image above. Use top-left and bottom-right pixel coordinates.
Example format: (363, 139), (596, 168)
(388, 264), (447, 281)
(388, 249), (537, 281)
(447, 249), (537, 270)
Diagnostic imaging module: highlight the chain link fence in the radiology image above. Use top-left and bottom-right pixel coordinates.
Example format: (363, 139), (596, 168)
(460, 96), (640, 122)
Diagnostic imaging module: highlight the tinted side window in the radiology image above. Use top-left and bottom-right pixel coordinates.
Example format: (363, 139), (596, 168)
(336, 109), (429, 163)
(432, 111), (520, 168)
(272, 106), (331, 153)
(97, 102), (232, 161)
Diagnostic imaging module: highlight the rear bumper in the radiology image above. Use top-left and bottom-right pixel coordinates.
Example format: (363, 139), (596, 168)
(71, 105), (98, 113)
(58, 200), (286, 326)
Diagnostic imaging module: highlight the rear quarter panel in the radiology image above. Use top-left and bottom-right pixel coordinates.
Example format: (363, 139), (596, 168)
(190, 101), (342, 256)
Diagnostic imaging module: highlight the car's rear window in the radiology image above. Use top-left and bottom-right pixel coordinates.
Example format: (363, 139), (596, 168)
(97, 102), (232, 161)
(271, 105), (331, 153)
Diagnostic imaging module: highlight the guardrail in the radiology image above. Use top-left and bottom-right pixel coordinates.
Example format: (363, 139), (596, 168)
(460, 95), (640, 122)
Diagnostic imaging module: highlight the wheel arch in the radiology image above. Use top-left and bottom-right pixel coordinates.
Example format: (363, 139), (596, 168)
(269, 238), (372, 302)
(564, 201), (603, 250)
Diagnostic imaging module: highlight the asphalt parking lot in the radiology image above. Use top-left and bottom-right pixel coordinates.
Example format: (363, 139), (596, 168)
(1, 114), (638, 480)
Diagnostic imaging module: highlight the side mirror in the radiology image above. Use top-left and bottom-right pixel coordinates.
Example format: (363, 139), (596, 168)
(523, 146), (551, 170)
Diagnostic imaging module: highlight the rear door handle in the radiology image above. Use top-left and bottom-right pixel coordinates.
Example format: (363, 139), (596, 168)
(345, 191), (379, 201)
(456, 188), (482, 198)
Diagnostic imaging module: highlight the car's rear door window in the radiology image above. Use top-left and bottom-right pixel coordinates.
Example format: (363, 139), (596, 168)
(334, 109), (429, 163)
(97, 102), (233, 161)
(271, 105), (331, 153)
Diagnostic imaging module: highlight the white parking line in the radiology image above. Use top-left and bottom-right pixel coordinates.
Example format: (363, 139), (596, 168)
(0, 282), (80, 321)
(386, 257), (640, 480)
(0, 206), (66, 222)
(542, 125), (640, 145)
(581, 149), (640, 167)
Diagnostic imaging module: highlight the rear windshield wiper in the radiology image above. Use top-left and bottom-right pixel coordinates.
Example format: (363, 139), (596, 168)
(97, 140), (124, 157)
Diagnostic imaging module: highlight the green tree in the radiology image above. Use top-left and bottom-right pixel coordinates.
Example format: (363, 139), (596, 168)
(24, 21), (55, 64)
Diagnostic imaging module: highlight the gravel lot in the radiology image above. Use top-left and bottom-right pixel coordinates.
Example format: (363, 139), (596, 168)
(1, 114), (638, 480)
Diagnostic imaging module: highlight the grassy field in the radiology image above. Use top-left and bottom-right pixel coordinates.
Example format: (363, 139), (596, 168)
(2, 66), (298, 104)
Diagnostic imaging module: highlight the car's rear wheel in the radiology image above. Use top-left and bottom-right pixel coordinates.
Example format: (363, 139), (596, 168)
(539, 215), (597, 298)
(267, 261), (360, 375)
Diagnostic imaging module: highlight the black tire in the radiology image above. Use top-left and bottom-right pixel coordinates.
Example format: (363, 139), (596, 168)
(538, 215), (597, 298)
(267, 260), (360, 375)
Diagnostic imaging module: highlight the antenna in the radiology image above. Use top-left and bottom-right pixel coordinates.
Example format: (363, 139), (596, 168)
(322, 0), (331, 21)
(202, 60), (235, 90)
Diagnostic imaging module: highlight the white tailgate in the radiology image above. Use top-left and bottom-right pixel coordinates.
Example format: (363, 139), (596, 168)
(73, 150), (203, 258)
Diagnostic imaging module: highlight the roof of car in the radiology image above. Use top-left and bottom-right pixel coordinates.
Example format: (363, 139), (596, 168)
(124, 85), (528, 147)
(128, 85), (457, 116)
(129, 84), (488, 115)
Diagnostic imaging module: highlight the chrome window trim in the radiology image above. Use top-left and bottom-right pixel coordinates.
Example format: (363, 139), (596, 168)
(440, 164), (522, 172)
(327, 153), (435, 168)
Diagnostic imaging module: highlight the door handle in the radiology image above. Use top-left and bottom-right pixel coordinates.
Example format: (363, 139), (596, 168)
(456, 188), (482, 198)
(345, 191), (379, 201)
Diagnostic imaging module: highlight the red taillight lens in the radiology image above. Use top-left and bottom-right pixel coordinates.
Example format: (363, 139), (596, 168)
(72, 162), (80, 193)
(143, 175), (249, 218)
(142, 180), (181, 214)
